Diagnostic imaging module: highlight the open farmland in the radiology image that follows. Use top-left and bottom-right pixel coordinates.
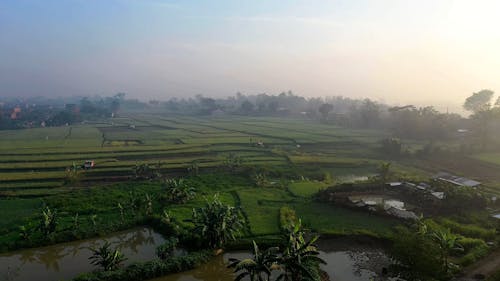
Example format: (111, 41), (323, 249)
(2, 114), (500, 281)
(0, 115), (404, 196)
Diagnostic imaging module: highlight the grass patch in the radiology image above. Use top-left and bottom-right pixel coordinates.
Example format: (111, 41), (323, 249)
(293, 202), (398, 237)
(288, 180), (328, 197)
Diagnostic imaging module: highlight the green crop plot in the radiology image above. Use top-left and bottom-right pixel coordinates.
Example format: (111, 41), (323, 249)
(293, 202), (398, 237)
(238, 188), (294, 235)
(0, 114), (430, 197)
(288, 181), (329, 197)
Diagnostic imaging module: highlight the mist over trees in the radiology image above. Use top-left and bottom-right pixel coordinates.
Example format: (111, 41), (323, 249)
(2, 89), (500, 152)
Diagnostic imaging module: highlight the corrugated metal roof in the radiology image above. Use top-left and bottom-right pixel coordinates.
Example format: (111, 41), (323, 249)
(433, 172), (481, 187)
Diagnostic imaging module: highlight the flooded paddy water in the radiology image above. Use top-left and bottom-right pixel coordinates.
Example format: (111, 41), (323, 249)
(1, 228), (391, 281)
(0, 227), (165, 281)
(152, 237), (391, 281)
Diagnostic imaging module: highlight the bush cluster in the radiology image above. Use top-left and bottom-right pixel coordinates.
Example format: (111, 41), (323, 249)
(74, 250), (212, 281)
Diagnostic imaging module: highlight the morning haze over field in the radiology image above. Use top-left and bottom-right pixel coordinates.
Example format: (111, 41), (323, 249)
(2, 1), (500, 281)
(1, 0), (500, 112)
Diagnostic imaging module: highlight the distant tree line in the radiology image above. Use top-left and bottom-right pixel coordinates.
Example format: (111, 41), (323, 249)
(0, 94), (125, 129)
(3, 89), (500, 151)
(160, 91), (465, 141)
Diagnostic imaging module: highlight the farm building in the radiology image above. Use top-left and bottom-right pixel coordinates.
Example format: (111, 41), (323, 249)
(433, 172), (481, 187)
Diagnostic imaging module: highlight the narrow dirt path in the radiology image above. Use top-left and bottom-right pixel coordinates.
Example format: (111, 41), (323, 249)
(458, 248), (500, 280)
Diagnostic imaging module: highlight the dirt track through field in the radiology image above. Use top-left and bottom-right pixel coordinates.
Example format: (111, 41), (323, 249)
(457, 248), (500, 280)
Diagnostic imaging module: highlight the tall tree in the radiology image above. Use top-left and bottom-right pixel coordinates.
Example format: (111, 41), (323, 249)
(463, 89), (494, 113)
(318, 103), (333, 121)
(163, 178), (196, 203)
(463, 89), (497, 149)
(430, 229), (464, 274)
(38, 206), (57, 238)
(277, 220), (326, 281)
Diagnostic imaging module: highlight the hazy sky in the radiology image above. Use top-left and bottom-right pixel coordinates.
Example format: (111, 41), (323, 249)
(1, 0), (499, 111)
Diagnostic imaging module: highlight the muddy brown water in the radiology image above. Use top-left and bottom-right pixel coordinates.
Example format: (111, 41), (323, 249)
(0, 227), (165, 281)
(0, 229), (390, 281)
(152, 238), (391, 281)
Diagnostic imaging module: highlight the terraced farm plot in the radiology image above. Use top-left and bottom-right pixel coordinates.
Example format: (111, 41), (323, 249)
(293, 202), (398, 237)
(238, 188), (294, 235)
(0, 115), (411, 196)
(288, 181), (329, 197)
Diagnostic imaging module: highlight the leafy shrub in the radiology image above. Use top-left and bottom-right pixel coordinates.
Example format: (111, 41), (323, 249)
(459, 237), (487, 252)
(279, 206), (297, 230)
(74, 250), (212, 281)
(438, 218), (496, 240)
(156, 237), (179, 260)
(457, 243), (489, 266)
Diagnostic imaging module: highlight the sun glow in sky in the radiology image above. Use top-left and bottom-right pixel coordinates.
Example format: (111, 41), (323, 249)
(1, 0), (499, 112)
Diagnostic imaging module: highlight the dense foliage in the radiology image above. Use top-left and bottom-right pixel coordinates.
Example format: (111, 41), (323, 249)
(187, 195), (244, 248)
(74, 250), (212, 281)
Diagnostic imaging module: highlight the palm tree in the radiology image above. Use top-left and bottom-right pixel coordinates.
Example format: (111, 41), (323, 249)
(277, 220), (326, 281)
(188, 160), (200, 176)
(163, 178), (196, 203)
(377, 162), (391, 184)
(224, 153), (243, 172)
(18, 225), (31, 241)
(117, 203), (125, 223)
(156, 237), (179, 260)
(72, 213), (80, 231)
(187, 194), (244, 248)
(253, 173), (268, 187)
(228, 240), (279, 281)
(65, 162), (82, 184)
(90, 214), (98, 232)
(430, 228), (464, 274)
(128, 191), (142, 216)
(144, 193), (153, 216)
(132, 163), (152, 179)
(38, 206), (57, 237)
(88, 241), (127, 271)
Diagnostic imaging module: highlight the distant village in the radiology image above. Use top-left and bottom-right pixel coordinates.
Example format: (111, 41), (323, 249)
(0, 95), (122, 130)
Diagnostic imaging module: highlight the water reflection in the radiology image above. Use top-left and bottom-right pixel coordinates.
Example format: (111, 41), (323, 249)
(0, 230), (391, 281)
(153, 238), (391, 281)
(0, 227), (165, 281)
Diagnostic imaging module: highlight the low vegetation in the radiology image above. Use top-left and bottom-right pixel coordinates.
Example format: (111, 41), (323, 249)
(2, 94), (500, 280)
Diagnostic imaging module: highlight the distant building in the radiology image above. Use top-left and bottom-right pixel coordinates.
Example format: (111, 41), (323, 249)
(10, 106), (21, 119)
(433, 172), (481, 187)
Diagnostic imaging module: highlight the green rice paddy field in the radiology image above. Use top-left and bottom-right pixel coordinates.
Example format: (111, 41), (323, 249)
(1, 114), (499, 257)
(0, 115), (391, 194)
(2, 114), (500, 198)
